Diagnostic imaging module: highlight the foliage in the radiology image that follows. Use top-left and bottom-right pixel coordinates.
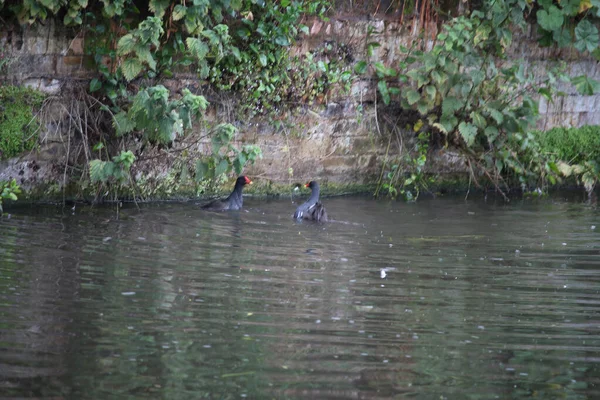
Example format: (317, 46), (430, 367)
(530, 126), (600, 194)
(113, 86), (208, 145)
(0, 86), (45, 160)
(89, 150), (136, 185)
(0, 179), (21, 214)
(376, 132), (433, 201)
(533, 125), (600, 164)
(195, 124), (262, 185)
(534, 0), (600, 57)
(0, 0), (339, 196)
(358, 0), (600, 199)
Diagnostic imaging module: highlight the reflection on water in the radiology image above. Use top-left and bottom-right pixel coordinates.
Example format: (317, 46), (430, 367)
(1, 194), (599, 399)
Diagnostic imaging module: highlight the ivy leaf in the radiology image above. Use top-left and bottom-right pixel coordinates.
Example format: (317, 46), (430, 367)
(378, 80), (390, 105)
(458, 122), (477, 147)
(575, 20), (599, 53)
(215, 159), (229, 177)
(537, 6), (564, 32)
(406, 89), (421, 105)
(571, 75), (600, 95)
(121, 58), (143, 81)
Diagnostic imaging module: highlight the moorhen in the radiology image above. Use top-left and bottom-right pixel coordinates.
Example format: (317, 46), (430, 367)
(293, 180), (328, 222)
(201, 176), (253, 211)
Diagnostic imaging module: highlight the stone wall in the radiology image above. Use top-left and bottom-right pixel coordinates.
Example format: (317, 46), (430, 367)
(1, 16), (599, 194)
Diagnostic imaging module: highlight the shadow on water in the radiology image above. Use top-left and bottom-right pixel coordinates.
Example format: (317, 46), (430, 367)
(0, 193), (599, 399)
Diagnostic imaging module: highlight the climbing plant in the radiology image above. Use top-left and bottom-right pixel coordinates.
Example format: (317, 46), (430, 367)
(362, 0), (600, 199)
(0, 179), (21, 214)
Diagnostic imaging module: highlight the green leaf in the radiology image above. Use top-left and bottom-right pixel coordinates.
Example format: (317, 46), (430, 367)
(484, 126), (499, 143)
(593, 0), (600, 16)
(186, 37), (209, 60)
(230, 46), (241, 61)
(488, 108), (504, 124)
(537, 6), (564, 32)
(553, 28), (572, 48)
(458, 122), (477, 147)
(442, 97), (462, 116)
(406, 89), (421, 105)
(89, 159), (108, 183)
(378, 80), (390, 105)
(233, 153), (246, 174)
(135, 47), (156, 70)
(354, 60), (368, 74)
(195, 160), (212, 180)
(572, 75), (600, 95)
(215, 159), (229, 177)
(93, 142), (105, 152)
(149, 0), (169, 18)
(275, 36), (290, 46)
(560, 0), (580, 16)
(259, 53), (267, 66)
(431, 70), (447, 85)
(425, 85), (436, 101)
(89, 78), (102, 92)
(121, 58), (143, 81)
(416, 100), (432, 115)
(537, 87), (552, 101)
(113, 111), (136, 135)
(172, 5), (187, 21)
(367, 42), (381, 57)
(440, 115), (458, 133)
(470, 111), (486, 129)
(117, 34), (136, 56)
(575, 20), (599, 53)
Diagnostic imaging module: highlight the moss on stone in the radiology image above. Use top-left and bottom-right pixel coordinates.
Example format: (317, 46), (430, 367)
(0, 86), (45, 159)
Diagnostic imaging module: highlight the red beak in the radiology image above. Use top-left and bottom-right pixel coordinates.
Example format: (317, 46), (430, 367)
(245, 177), (253, 185)
(304, 183), (310, 188)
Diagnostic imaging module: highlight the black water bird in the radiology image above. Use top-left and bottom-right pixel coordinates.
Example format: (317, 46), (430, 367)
(201, 176), (253, 211)
(293, 180), (328, 222)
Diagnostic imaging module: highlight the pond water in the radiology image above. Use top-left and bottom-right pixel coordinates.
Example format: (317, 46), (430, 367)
(1, 194), (599, 399)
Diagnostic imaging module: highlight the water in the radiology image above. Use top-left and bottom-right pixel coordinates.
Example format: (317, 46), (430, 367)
(1, 194), (599, 399)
